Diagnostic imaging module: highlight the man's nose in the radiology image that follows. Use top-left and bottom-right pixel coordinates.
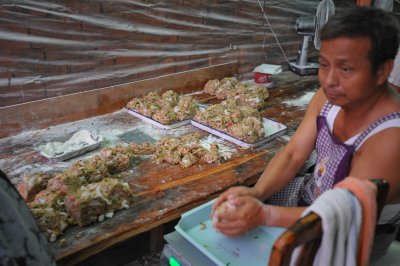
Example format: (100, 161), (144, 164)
(325, 68), (339, 86)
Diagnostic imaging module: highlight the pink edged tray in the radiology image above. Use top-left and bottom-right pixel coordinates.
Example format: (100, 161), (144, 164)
(125, 108), (191, 130)
(191, 118), (287, 148)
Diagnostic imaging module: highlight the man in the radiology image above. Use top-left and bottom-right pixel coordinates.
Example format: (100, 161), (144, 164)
(212, 6), (400, 239)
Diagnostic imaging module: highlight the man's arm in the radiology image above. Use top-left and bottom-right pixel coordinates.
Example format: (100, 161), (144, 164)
(211, 88), (326, 217)
(349, 127), (400, 203)
(253, 89), (326, 201)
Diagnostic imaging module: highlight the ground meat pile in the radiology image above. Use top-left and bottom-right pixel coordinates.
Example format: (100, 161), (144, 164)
(154, 133), (221, 168)
(126, 90), (199, 124)
(203, 77), (269, 110)
(194, 100), (265, 144)
(17, 142), (155, 242)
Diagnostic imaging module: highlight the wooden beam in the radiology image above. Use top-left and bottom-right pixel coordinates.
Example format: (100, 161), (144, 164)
(0, 61), (238, 139)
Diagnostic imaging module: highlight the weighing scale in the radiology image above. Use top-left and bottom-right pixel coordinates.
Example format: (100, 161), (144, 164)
(161, 231), (217, 266)
(160, 200), (285, 266)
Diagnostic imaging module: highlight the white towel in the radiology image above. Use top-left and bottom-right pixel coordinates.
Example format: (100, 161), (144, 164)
(290, 188), (362, 266)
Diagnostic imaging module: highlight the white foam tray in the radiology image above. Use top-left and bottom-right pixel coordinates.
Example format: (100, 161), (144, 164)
(191, 118), (287, 148)
(125, 108), (191, 130)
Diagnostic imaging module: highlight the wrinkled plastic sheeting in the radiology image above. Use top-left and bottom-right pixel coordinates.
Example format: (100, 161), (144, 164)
(0, 0), (321, 107)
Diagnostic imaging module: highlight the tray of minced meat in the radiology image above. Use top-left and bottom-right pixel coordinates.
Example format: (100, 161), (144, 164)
(203, 76), (269, 110)
(192, 100), (287, 148)
(125, 90), (200, 129)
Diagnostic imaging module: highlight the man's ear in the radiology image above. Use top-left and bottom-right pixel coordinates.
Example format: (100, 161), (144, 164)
(376, 59), (394, 86)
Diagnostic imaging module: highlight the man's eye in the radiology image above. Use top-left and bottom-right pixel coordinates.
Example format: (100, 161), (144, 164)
(319, 62), (328, 68)
(341, 66), (351, 72)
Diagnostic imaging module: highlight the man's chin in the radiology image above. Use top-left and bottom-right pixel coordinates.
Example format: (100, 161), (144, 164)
(324, 91), (343, 104)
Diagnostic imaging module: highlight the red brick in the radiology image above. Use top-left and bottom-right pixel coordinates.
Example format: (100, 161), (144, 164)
(0, 81), (46, 107)
(65, 1), (102, 14)
(0, 40), (31, 50)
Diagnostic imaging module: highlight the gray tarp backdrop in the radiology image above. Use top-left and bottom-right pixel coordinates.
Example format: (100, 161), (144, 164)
(0, 0), (397, 107)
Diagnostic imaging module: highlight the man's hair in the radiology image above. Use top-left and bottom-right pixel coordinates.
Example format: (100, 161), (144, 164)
(320, 6), (400, 73)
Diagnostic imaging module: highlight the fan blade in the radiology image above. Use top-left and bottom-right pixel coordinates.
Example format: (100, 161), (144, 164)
(314, 0), (335, 50)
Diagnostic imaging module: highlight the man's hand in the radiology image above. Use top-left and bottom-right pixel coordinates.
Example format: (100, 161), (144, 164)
(210, 186), (258, 219)
(212, 195), (269, 237)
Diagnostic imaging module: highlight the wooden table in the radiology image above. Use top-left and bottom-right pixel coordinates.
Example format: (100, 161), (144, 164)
(0, 71), (319, 265)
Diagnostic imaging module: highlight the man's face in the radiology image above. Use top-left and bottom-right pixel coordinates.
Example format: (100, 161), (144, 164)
(318, 37), (379, 107)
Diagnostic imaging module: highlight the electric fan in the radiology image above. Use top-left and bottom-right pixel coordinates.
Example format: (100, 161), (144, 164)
(289, 0), (335, 76)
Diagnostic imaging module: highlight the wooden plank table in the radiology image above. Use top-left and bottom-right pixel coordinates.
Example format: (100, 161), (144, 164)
(0, 71), (319, 265)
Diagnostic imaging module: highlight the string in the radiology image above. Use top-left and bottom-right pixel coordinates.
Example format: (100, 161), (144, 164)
(257, 0), (290, 64)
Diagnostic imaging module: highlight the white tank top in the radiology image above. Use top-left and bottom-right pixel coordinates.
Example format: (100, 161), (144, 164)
(326, 104), (400, 224)
(326, 105), (400, 149)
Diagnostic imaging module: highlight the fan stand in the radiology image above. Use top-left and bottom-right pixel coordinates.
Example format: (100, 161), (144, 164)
(289, 35), (319, 76)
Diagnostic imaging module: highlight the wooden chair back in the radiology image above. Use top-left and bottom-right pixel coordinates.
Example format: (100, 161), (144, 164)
(268, 179), (390, 266)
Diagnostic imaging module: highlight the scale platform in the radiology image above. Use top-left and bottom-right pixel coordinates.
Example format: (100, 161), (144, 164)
(161, 232), (217, 266)
(161, 199), (285, 266)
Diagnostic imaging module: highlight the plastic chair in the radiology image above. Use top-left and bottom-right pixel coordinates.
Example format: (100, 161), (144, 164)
(268, 179), (390, 266)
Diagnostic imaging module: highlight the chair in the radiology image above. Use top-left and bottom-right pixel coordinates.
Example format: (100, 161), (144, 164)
(268, 179), (390, 266)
